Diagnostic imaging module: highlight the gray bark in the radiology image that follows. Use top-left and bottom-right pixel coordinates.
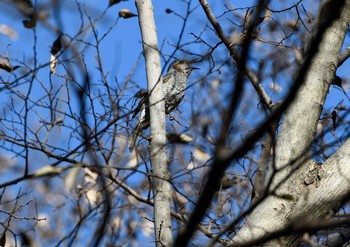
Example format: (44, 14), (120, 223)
(135, 1), (172, 246)
(232, 0), (350, 246)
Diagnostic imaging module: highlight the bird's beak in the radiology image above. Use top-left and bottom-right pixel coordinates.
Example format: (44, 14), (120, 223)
(188, 59), (199, 64)
(188, 59), (200, 70)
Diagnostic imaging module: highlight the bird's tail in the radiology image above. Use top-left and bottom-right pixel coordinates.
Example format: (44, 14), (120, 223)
(128, 119), (150, 152)
(128, 122), (142, 153)
(129, 89), (149, 152)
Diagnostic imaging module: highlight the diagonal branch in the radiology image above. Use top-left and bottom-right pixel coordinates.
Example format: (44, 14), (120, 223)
(199, 0), (273, 109)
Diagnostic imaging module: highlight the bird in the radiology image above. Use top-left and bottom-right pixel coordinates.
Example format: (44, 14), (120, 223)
(128, 58), (198, 152)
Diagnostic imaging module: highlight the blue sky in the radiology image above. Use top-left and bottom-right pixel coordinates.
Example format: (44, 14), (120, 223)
(1, 0), (350, 245)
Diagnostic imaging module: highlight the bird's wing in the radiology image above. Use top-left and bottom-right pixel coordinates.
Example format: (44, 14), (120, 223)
(132, 90), (148, 118)
(163, 74), (171, 83)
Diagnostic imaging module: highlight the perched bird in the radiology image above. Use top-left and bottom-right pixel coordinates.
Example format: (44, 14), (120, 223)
(129, 58), (198, 152)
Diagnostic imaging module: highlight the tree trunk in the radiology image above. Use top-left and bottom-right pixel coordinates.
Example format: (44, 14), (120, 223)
(232, 0), (350, 245)
(135, 1), (172, 246)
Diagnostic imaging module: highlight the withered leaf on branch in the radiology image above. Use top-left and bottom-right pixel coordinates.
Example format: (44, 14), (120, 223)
(0, 24), (18, 39)
(0, 63), (20, 72)
(14, 0), (36, 29)
(13, 0), (33, 10)
(22, 18), (36, 29)
(0, 57), (20, 72)
(167, 133), (194, 144)
(221, 176), (242, 190)
(50, 34), (62, 55)
(109, 0), (127, 7)
(332, 75), (342, 87)
(50, 54), (58, 74)
(119, 9), (138, 19)
(50, 34), (63, 74)
(331, 75), (350, 101)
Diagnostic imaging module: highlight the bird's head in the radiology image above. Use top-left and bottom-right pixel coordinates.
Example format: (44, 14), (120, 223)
(168, 58), (199, 76)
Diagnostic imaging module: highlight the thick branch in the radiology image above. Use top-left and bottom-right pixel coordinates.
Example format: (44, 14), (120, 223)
(233, 0), (350, 245)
